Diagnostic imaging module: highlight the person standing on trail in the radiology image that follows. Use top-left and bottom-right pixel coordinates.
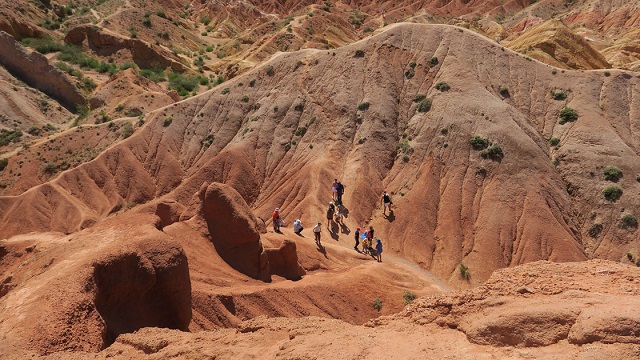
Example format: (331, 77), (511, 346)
(367, 225), (374, 243)
(375, 238), (383, 262)
(313, 222), (322, 245)
(354, 227), (361, 251)
(326, 201), (335, 229)
(272, 208), (281, 232)
(381, 190), (393, 215)
(336, 181), (345, 205)
(331, 179), (338, 200)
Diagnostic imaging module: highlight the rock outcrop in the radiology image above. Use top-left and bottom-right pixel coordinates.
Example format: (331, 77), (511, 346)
(0, 31), (85, 110)
(65, 25), (188, 72)
(181, 182), (271, 282)
(265, 239), (306, 280)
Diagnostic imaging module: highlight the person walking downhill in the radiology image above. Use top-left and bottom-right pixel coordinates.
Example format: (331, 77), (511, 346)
(336, 181), (345, 205)
(272, 208), (281, 233)
(313, 222), (322, 245)
(326, 201), (335, 229)
(354, 227), (361, 251)
(375, 238), (383, 262)
(381, 190), (393, 215)
(331, 179), (338, 201)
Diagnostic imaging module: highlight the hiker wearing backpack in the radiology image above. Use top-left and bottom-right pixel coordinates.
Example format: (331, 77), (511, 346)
(375, 238), (383, 262)
(381, 190), (393, 215)
(313, 222), (322, 245)
(336, 181), (345, 205)
(326, 201), (335, 229)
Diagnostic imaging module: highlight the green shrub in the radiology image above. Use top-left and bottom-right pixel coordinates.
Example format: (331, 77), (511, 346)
(142, 16), (152, 27)
(0, 129), (23, 146)
(357, 102), (370, 111)
(294, 102), (304, 112)
(417, 98), (432, 112)
(604, 71), (611, 77)
(469, 136), (489, 150)
(459, 263), (470, 280)
(551, 90), (567, 100)
(129, 28), (138, 38)
(20, 37), (64, 53)
(603, 186), (622, 201)
(588, 223), (603, 238)
(549, 137), (560, 146)
(628, 253), (634, 261)
(140, 69), (167, 83)
(124, 108), (143, 117)
(121, 122), (134, 138)
(42, 162), (58, 174)
(201, 16), (211, 25)
(372, 298), (383, 312)
(559, 107), (578, 124)
(119, 62), (136, 71)
(429, 56), (438, 67)
(481, 144), (504, 161)
(266, 65), (274, 76)
(249, 79), (256, 87)
(163, 115), (173, 127)
(403, 291), (417, 305)
(435, 82), (450, 91)
(413, 94), (426, 102)
(354, 49), (365, 58)
(167, 72), (200, 96)
(202, 134), (214, 147)
(155, 10), (166, 18)
(221, 87), (230, 95)
(295, 127), (307, 136)
(499, 86), (509, 96)
(404, 68), (415, 79)
(0, 158), (8, 171)
(603, 166), (623, 182)
(620, 214), (638, 229)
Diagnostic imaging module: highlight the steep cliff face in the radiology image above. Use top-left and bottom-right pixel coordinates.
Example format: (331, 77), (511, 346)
(0, 31), (85, 111)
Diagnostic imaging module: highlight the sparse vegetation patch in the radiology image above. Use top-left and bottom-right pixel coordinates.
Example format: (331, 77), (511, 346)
(559, 107), (578, 124)
(603, 186), (622, 201)
(620, 214), (638, 229)
(435, 82), (450, 91)
(603, 166), (623, 182)
(417, 98), (432, 113)
(403, 291), (417, 305)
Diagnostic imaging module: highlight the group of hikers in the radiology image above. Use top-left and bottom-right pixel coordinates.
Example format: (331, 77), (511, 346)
(271, 179), (393, 263)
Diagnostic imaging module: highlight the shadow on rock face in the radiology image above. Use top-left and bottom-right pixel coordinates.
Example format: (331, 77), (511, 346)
(265, 240), (306, 281)
(92, 241), (191, 347)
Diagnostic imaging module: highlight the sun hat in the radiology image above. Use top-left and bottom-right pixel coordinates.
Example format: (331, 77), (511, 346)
(275, 208), (279, 211)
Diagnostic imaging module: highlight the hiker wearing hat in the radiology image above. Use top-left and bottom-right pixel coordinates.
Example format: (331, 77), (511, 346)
(272, 207), (281, 232)
(313, 221), (322, 245)
(326, 201), (335, 229)
(381, 190), (393, 215)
